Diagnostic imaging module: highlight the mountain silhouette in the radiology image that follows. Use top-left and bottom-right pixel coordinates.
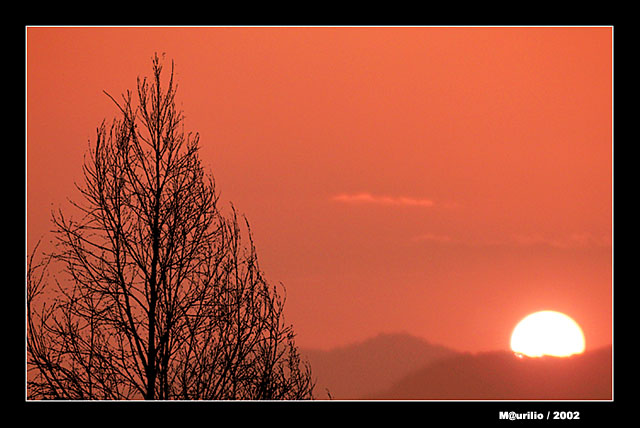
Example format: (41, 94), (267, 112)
(368, 345), (612, 400)
(301, 332), (458, 399)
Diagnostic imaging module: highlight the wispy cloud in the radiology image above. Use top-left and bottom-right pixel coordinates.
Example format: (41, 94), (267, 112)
(410, 232), (612, 248)
(511, 233), (612, 249)
(412, 233), (456, 243)
(332, 192), (434, 207)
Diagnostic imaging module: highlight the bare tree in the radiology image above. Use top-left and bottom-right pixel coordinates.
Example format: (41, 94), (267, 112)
(27, 54), (315, 400)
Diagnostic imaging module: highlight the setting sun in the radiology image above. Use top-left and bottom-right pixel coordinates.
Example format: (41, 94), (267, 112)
(510, 311), (586, 358)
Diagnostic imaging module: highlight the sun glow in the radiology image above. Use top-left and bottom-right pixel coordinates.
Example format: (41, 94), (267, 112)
(510, 311), (585, 358)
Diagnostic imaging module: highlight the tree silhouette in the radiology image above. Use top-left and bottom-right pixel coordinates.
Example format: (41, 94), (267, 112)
(27, 54), (315, 400)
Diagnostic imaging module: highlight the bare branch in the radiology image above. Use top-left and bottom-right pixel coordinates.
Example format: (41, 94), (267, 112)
(27, 53), (315, 400)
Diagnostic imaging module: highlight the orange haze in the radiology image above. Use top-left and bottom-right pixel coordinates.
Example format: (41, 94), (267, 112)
(26, 26), (612, 354)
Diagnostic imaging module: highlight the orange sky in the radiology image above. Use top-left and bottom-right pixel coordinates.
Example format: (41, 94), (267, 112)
(26, 26), (612, 353)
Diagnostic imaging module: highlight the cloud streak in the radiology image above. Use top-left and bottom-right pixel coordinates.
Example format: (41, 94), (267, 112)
(332, 192), (435, 207)
(410, 232), (612, 248)
(510, 233), (612, 249)
(412, 233), (456, 243)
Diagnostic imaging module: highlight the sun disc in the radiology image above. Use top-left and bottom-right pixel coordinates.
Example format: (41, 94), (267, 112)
(510, 311), (585, 357)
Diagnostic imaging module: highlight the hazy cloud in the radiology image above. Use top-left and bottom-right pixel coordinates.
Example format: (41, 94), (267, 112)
(412, 233), (456, 243)
(511, 233), (612, 249)
(410, 232), (612, 248)
(332, 192), (434, 207)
